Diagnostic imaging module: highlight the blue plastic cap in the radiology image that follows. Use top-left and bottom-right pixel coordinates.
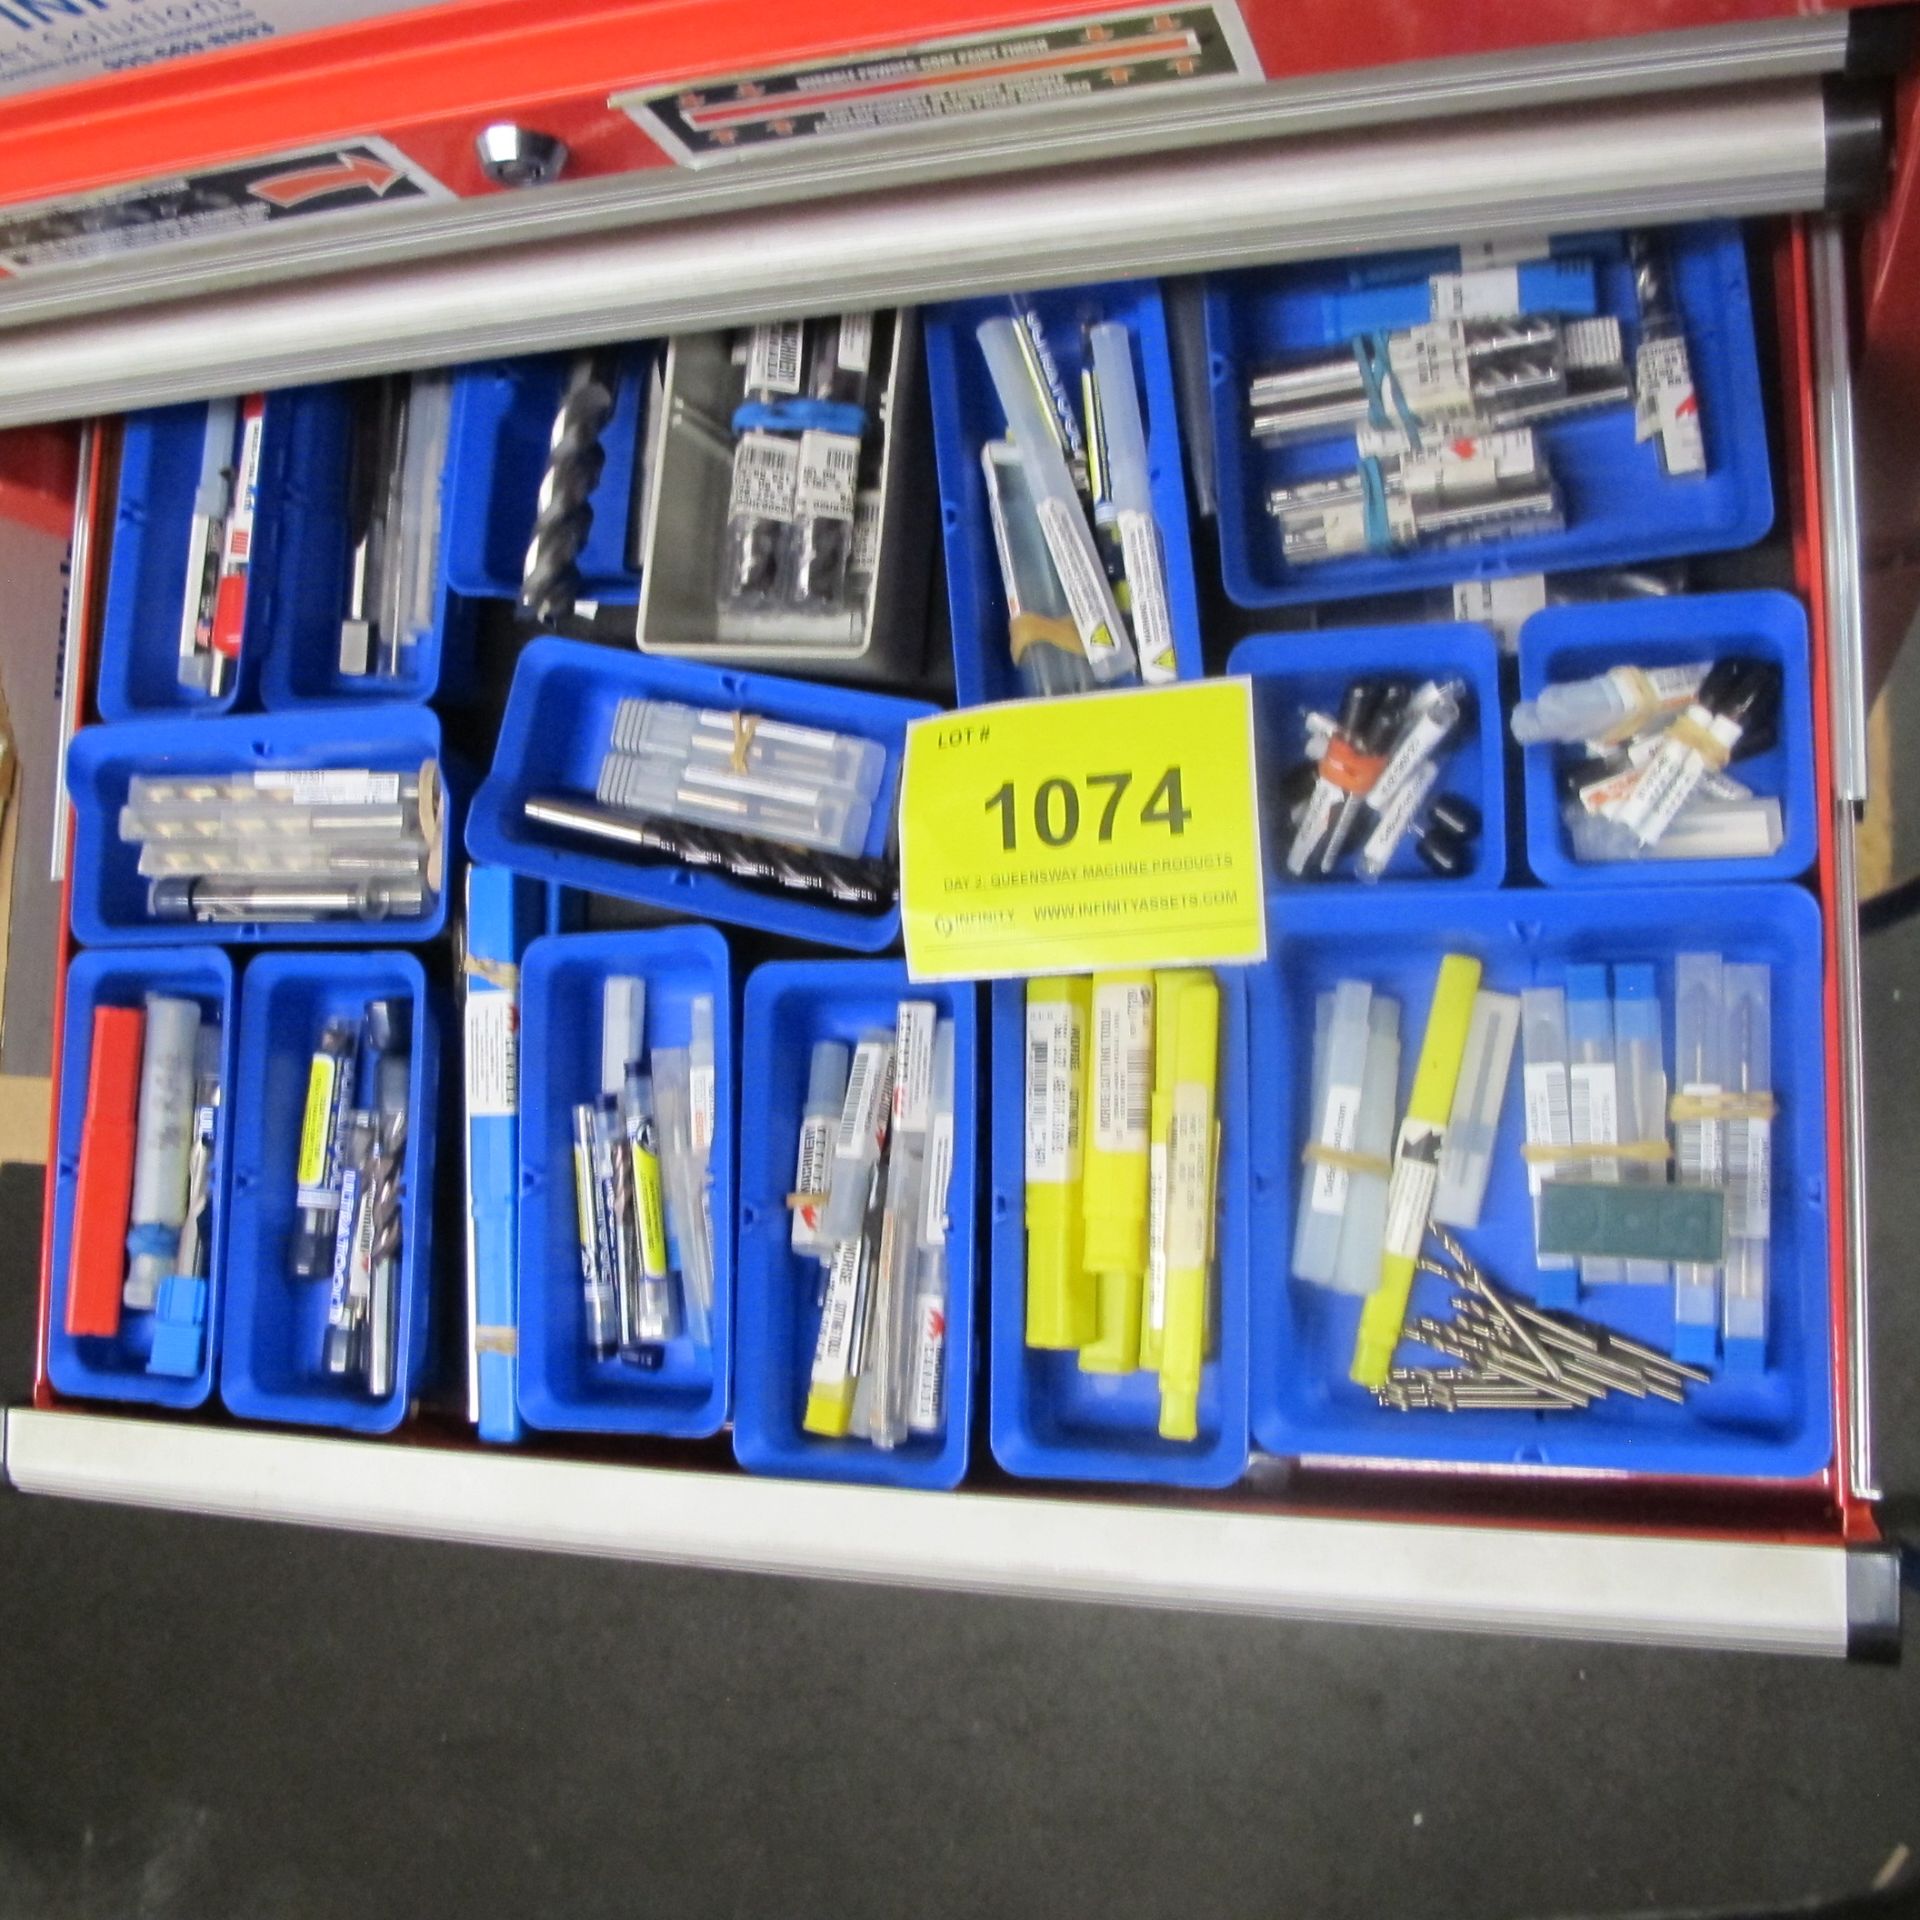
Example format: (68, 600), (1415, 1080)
(1614, 963), (1658, 1003)
(1670, 1320), (1719, 1368)
(1722, 1334), (1767, 1376)
(1564, 963), (1610, 1004)
(146, 1274), (208, 1379)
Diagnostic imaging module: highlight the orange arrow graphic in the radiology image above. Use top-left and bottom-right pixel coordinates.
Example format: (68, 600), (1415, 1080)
(250, 152), (401, 210)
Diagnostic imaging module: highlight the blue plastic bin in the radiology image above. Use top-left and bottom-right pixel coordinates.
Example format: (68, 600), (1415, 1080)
(1207, 222), (1773, 608)
(1245, 886), (1832, 1479)
(515, 928), (735, 1438)
(66, 705), (456, 946)
(924, 282), (1205, 706)
(219, 950), (441, 1434)
(46, 947), (236, 1410)
(468, 637), (928, 952)
(1227, 624), (1507, 889)
(96, 399), (290, 720)
(987, 971), (1251, 1489)
(1518, 590), (1817, 888)
(441, 348), (651, 604)
(733, 961), (979, 1490)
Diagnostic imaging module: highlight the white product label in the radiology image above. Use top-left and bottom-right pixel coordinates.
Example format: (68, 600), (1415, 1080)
(1092, 981), (1152, 1154)
(790, 1114), (834, 1253)
(793, 429), (860, 522)
(1303, 493), (1417, 559)
(746, 320), (805, 395)
(329, 1165), (361, 1295)
(1429, 266), (1521, 321)
(1368, 702), (1454, 816)
(1035, 494), (1121, 659)
(1522, 1061), (1571, 1196)
(1616, 723), (1731, 847)
(462, 992), (517, 1119)
(1677, 1083), (1726, 1187)
(727, 430), (799, 523)
(1569, 1059), (1620, 1183)
(837, 313), (873, 375)
(1167, 1090), (1211, 1269)
(1359, 763), (1434, 874)
(834, 1040), (893, 1161)
(1308, 1082), (1363, 1218)
(1389, 321), (1475, 421)
(811, 1239), (863, 1388)
(892, 1002), (937, 1135)
(1145, 1136), (1169, 1334)
(907, 1289), (945, 1435)
(1453, 573), (1547, 654)
(252, 769), (400, 805)
(1024, 1001), (1084, 1186)
(1731, 1117), (1773, 1239)
(920, 1111), (955, 1250)
(1381, 1122), (1442, 1260)
(849, 489), (885, 579)
(1563, 315), (1624, 372)
(1118, 509), (1177, 683)
(689, 1064), (716, 1155)
(1461, 235), (1550, 268)
(1635, 335), (1707, 476)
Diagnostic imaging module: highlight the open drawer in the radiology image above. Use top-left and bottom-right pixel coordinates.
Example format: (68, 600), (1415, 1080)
(5, 212), (1899, 1660)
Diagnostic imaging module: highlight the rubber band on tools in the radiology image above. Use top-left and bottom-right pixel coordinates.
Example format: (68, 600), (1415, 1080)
(731, 398), (867, 439)
(786, 1190), (829, 1211)
(1356, 456), (1397, 556)
(1320, 730), (1388, 796)
(1353, 332), (1424, 449)
(474, 1325), (519, 1355)
(463, 954), (519, 994)
(1597, 668), (1661, 745)
(1301, 1141), (1392, 1178)
(1521, 1139), (1673, 1165)
(1669, 1090), (1778, 1123)
(1665, 710), (1735, 770)
(730, 712), (759, 773)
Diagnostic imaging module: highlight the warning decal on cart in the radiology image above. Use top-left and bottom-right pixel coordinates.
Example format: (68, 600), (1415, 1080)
(618, 3), (1261, 168)
(0, 136), (449, 275)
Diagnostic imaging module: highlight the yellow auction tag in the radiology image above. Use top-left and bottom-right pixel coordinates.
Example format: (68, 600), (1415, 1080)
(899, 680), (1267, 981)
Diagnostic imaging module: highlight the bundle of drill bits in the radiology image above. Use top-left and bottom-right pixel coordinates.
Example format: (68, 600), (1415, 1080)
(294, 998), (411, 1399)
(521, 695), (897, 910)
(1378, 1225), (1708, 1413)
(121, 764), (442, 926)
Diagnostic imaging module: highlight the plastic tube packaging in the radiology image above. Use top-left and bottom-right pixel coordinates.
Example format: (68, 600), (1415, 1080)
(907, 1021), (957, 1436)
(652, 1047), (713, 1352)
(1520, 987), (1574, 1277)
(1330, 994), (1403, 1297)
(1157, 975), (1219, 1441)
(610, 698), (886, 801)
(292, 1017), (358, 1279)
(127, 768), (422, 814)
(1292, 979), (1372, 1286)
(596, 748), (871, 859)
(1432, 990), (1519, 1232)
(1672, 952), (1725, 1362)
(599, 976), (645, 1097)
(1079, 972), (1154, 1374)
(791, 1040), (850, 1258)
(865, 1000), (936, 1447)
(981, 441), (1096, 699)
(822, 1031), (893, 1248)
(1720, 963), (1772, 1362)
(136, 837), (429, 880)
(1566, 966), (1623, 1288)
(121, 995), (201, 1312)
(1612, 964), (1672, 1287)
(148, 875), (427, 923)
(1088, 322), (1176, 684)
(379, 371), (452, 669)
(1510, 662), (1709, 745)
(1023, 977), (1093, 1348)
(1566, 794), (1784, 864)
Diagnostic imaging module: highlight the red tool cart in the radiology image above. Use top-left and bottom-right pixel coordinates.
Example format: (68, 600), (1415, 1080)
(1, 0), (1914, 1655)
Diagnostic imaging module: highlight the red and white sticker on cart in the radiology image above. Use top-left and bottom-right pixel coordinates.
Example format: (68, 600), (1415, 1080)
(0, 136), (450, 275)
(617, 3), (1261, 168)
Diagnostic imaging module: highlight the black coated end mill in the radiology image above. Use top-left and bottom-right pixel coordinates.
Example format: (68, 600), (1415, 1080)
(520, 353), (620, 628)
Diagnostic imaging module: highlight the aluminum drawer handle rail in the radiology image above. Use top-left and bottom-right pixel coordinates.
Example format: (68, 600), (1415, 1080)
(0, 82), (1847, 425)
(1809, 216), (1876, 1506)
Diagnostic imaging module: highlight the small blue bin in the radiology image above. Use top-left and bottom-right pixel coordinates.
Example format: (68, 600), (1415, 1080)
(47, 947), (236, 1410)
(219, 950), (441, 1434)
(515, 927), (735, 1439)
(734, 961), (979, 1490)
(924, 281), (1205, 706)
(1228, 624), (1507, 890)
(1207, 222), (1773, 608)
(96, 399), (290, 720)
(441, 348), (651, 604)
(987, 972), (1251, 1489)
(468, 636), (928, 952)
(1519, 589), (1817, 888)
(66, 705), (457, 946)
(1245, 886), (1832, 1479)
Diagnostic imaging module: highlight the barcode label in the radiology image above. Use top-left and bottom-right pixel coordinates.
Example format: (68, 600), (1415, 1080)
(1093, 982), (1152, 1154)
(689, 1063), (715, 1155)
(1382, 1122), (1442, 1260)
(254, 769), (400, 805)
(810, 1239), (863, 1388)
(1677, 1083), (1725, 1186)
(834, 1039), (893, 1159)
(1118, 510), (1177, 683)
(1167, 1093), (1211, 1269)
(1036, 494), (1121, 659)
(790, 1114), (834, 1254)
(1522, 1059), (1571, 1198)
(1025, 1000), (1084, 1185)
(849, 489), (884, 578)
(463, 992), (518, 1120)
(1635, 334), (1706, 476)
(793, 428), (860, 522)
(1145, 1136), (1169, 1333)
(727, 430), (798, 523)
(920, 1111), (955, 1251)
(746, 320), (804, 394)
(837, 313), (873, 375)
(1727, 1117), (1773, 1238)
(1309, 1080), (1364, 1217)
(1429, 266), (1522, 320)
(907, 1288), (945, 1434)
(1564, 315), (1624, 372)
(1569, 1060), (1619, 1159)
(893, 1003), (937, 1134)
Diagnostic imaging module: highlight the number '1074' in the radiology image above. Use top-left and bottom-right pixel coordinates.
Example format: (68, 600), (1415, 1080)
(984, 768), (1191, 851)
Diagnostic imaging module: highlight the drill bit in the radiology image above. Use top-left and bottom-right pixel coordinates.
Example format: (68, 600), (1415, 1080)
(520, 352), (620, 627)
(523, 793), (897, 910)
